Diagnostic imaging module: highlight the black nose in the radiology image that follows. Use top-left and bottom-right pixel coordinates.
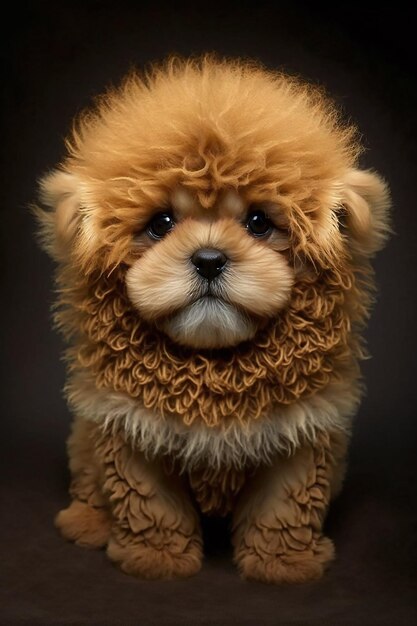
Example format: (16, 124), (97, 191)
(191, 248), (227, 280)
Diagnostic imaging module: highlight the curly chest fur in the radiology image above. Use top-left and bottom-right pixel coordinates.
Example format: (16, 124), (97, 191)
(66, 265), (360, 413)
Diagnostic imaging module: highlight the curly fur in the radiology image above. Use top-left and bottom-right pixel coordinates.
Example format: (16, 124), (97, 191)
(36, 55), (391, 583)
(61, 262), (361, 428)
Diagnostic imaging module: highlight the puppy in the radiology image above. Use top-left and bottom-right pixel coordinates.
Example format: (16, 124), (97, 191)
(37, 56), (390, 583)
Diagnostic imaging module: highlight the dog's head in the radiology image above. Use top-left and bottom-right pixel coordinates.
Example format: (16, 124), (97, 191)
(38, 57), (390, 350)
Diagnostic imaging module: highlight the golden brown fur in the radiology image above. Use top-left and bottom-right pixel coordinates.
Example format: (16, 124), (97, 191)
(36, 55), (390, 583)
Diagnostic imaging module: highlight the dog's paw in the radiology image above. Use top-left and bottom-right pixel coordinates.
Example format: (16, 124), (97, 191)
(236, 535), (334, 584)
(55, 500), (112, 549)
(106, 532), (203, 580)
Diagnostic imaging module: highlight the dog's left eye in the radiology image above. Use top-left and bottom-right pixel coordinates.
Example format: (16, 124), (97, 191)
(147, 212), (175, 239)
(246, 210), (273, 237)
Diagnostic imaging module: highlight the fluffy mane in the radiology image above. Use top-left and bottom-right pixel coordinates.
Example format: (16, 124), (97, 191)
(62, 260), (366, 430)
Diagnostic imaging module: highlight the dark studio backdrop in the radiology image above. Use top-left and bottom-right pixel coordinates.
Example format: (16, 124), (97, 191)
(1, 2), (416, 625)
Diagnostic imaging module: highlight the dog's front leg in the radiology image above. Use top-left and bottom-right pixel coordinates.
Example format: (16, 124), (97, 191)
(54, 416), (112, 549)
(233, 431), (342, 584)
(94, 429), (203, 579)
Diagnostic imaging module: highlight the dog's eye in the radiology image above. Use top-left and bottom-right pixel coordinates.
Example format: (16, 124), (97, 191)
(147, 212), (175, 239)
(246, 210), (273, 237)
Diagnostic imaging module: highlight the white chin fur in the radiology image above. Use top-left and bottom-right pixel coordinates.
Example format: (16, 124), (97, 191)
(158, 297), (257, 348)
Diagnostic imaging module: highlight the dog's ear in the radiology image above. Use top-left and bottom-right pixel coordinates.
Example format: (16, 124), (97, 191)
(36, 169), (86, 261)
(338, 169), (391, 256)
(40, 170), (81, 245)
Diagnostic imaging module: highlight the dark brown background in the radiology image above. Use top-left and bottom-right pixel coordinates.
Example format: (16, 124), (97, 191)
(1, 2), (416, 624)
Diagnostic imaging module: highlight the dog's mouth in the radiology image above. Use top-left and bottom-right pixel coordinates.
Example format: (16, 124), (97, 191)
(156, 291), (259, 349)
(188, 279), (227, 303)
(189, 291), (226, 306)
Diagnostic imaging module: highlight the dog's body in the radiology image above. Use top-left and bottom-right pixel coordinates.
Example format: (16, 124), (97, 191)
(37, 57), (390, 583)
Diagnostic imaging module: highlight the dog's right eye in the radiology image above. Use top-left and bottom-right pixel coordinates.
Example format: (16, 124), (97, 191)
(146, 212), (175, 239)
(246, 210), (273, 237)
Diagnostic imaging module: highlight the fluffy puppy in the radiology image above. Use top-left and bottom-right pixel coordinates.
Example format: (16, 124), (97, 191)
(36, 56), (390, 583)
